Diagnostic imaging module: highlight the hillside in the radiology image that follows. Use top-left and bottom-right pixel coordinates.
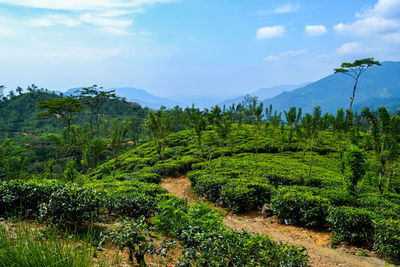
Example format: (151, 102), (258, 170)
(262, 61), (400, 113)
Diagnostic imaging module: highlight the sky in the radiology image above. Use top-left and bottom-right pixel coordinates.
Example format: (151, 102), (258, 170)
(0, 0), (399, 99)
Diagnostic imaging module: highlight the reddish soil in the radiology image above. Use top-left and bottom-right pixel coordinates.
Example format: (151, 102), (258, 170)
(161, 175), (391, 267)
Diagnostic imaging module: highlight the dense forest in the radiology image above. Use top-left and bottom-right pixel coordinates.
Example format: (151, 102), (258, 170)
(1, 80), (400, 266)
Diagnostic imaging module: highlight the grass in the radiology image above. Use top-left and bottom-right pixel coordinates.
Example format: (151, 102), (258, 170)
(0, 222), (107, 267)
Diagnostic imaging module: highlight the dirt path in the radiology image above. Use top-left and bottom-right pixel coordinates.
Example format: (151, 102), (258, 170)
(161, 176), (390, 267)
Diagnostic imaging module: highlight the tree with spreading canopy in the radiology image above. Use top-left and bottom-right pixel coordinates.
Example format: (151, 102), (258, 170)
(334, 58), (381, 111)
(38, 97), (85, 130)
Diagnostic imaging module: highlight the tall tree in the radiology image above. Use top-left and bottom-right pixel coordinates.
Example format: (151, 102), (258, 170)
(110, 119), (132, 170)
(333, 109), (353, 179)
(265, 104), (282, 139)
(16, 86), (23, 95)
(0, 85), (4, 99)
(344, 144), (367, 192)
(334, 58), (381, 111)
(146, 109), (172, 160)
(186, 106), (207, 158)
(38, 97), (85, 130)
(248, 99), (264, 154)
(79, 85), (119, 136)
(214, 112), (233, 153)
(284, 107), (302, 143)
(302, 106), (323, 179)
(362, 107), (400, 194)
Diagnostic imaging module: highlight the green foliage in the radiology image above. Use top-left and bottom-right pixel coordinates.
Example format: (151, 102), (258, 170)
(86, 180), (167, 218)
(373, 219), (400, 263)
(153, 198), (309, 266)
(0, 139), (28, 180)
(64, 160), (79, 182)
(108, 216), (156, 266)
(221, 179), (275, 213)
(0, 179), (61, 218)
(39, 185), (102, 227)
(38, 97), (85, 128)
(272, 189), (329, 228)
(327, 206), (375, 245)
(344, 145), (367, 191)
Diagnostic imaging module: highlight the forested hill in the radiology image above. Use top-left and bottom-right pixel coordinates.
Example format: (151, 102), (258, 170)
(262, 61), (400, 114)
(0, 91), (147, 138)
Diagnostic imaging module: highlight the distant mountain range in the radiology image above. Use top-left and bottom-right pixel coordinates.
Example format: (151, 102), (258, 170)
(262, 61), (400, 114)
(218, 84), (308, 107)
(62, 61), (400, 113)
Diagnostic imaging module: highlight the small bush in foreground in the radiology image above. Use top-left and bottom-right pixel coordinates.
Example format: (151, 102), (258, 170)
(373, 219), (400, 263)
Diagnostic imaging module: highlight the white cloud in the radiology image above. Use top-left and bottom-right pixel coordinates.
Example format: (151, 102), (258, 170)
(305, 25), (327, 36)
(27, 15), (81, 27)
(337, 42), (365, 55)
(334, 0), (400, 58)
(256, 25), (285, 39)
(265, 49), (307, 61)
(274, 3), (300, 14)
(335, 0), (400, 37)
(0, 0), (174, 11)
(80, 13), (133, 35)
(0, 0), (173, 35)
(334, 17), (399, 36)
(358, 0), (400, 19)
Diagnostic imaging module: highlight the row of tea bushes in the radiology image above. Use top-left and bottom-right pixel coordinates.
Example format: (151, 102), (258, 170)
(153, 196), (309, 266)
(271, 187), (400, 263)
(0, 179), (312, 265)
(0, 178), (167, 226)
(0, 180), (101, 226)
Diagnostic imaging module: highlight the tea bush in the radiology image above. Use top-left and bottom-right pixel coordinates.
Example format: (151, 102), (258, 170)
(272, 189), (329, 228)
(39, 185), (102, 227)
(373, 219), (400, 263)
(327, 206), (375, 245)
(0, 179), (62, 217)
(220, 179), (275, 212)
(153, 198), (309, 266)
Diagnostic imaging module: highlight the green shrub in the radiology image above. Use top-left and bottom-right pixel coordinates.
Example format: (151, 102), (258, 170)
(327, 206), (375, 245)
(106, 193), (156, 218)
(319, 189), (357, 207)
(146, 163), (181, 177)
(39, 185), (102, 227)
(192, 175), (229, 202)
(272, 190), (329, 228)
(373, 219), (400, 263)
(112, 172), (161, 184)
(220, 180), (275, 213)
(153, 197), (309, 266)
(0, 179), (61, 218)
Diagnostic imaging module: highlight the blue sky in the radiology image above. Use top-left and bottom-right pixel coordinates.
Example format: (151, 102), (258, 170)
(0, 0), (399, 99)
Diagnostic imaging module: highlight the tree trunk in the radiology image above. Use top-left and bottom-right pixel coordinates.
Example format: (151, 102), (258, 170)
(308, 138), (315, 179)
(349, 77), (359, 111)
(135, 254), (146, 267)
(378, 157), (386, 195)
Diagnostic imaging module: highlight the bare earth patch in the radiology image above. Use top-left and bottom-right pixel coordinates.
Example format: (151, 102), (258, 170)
(161, 175), (391, 267)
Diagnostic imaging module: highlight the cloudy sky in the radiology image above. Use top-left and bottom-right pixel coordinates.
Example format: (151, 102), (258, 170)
(0, 0), (399, 98)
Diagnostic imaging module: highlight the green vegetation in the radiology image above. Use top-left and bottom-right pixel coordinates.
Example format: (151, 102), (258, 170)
(1, 80), (400, 265)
